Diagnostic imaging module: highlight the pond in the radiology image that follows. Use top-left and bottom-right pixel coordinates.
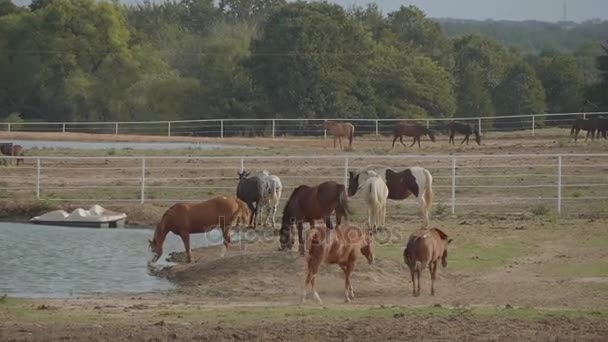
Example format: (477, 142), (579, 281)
(9, 140), (251, 150)
(0, 223), (230, 298)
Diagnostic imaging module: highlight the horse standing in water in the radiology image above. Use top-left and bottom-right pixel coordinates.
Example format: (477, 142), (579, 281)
(392, 122), (436, 148)
(279, 181), (350, 254)
(148, 197), (250, 263)
(257, 170), (283, 228)
(302, 225), (375, 304)
(0, 143), (25, 166)
(236, 170), (262, 228)
(447, 121), (480, 145)
(385, 167), (434, 227)
(403, 228), (452, 296)
(570, 118), (597, 142)
(322, 121), (355, 150)
(347, 170), (388, 233)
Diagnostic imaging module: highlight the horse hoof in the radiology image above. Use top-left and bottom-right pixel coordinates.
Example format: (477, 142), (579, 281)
(344, 298), (351, 303)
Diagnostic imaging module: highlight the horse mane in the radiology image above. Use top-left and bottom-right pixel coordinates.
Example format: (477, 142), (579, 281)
(282, 185), (309, 217)
(431, 227), (448, 240)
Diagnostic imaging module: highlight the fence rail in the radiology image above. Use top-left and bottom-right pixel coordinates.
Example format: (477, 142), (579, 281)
(1, 153), (607, 217)
(1, 112), (607, 139)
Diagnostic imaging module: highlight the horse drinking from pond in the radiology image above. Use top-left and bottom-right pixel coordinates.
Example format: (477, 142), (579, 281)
(385, 167), (433, 227)
(279, 181), (350, 254)
(302, 225), (375, 304)
(403, 228), (452, 296)
(148, 196), (250, 263)
(257, 170), (283, 228)
(392, 122), (436, 148)
(347, 170), (388, 233)
(570, 118), (597, 142)
(322, 121), (355, 150)
(0, 143), (24, 166)
(237, 170), (262, 228)
(447, 121), (480, 145)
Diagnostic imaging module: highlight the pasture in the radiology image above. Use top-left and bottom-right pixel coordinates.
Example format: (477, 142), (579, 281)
(1, 129), (608, 341)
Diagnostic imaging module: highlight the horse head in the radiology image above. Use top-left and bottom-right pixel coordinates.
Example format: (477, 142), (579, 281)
(347, 171), (361, 197)
(361, 229), (375, 265)
(474, 130), (481, 145)
(427, 129), (436, 142)
(237, 170), (250, 180)
(148, 238), (161, 263)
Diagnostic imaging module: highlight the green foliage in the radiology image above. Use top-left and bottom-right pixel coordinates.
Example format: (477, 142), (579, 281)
(534, 54), (584, 113)
(494, 62), (546, 120)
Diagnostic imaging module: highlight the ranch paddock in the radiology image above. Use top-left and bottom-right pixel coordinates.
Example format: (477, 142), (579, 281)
(1, 131), (608, 341)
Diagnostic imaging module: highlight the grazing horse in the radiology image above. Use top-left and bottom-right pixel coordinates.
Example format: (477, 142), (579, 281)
(392, 122), (436, 148)
(0, 143), (24, 166)
(279, 181), (350, 254)
(447, 121), (480, 145)
(322, 121), (355, 149)
(347, 170), (388, 233)
(302, 225), (375, 304)
(403, 228), (452, 296)
(385, 167), (433, 227)
(570, 118), (597, 142)
(257, 170), (283, 228)
(148, 196), (250, 263)
(236, 170), (262, 228)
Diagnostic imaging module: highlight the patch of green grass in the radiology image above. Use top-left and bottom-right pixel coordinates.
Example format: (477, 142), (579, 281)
(449, 239), (531, 273)
(544, 262), (608, 278)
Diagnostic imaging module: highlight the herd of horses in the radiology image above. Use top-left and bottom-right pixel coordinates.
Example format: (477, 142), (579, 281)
(148, 165), (445, 302)
(570, 117), (608, 142)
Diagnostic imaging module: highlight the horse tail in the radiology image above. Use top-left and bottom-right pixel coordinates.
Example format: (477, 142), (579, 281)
(337, 184), (352, 218)
(348, 125), (354, 147)
(423, 168), (433, 215)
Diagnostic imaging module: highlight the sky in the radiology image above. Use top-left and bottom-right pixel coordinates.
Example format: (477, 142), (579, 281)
(334, 0), (608, 22)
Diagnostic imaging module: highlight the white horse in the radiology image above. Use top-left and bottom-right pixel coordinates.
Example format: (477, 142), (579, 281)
(347, 170), (389, 232)
(385, 167), (433, 228)
(257, 170), (283, 228)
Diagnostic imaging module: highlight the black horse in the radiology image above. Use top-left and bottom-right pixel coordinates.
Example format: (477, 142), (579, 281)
(596, 118), (608, 140)
(236, 170), (262, 228)
(446, 121), (480, 145)
(570, 118), (598, 142)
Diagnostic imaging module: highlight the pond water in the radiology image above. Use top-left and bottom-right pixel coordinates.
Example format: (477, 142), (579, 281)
(10, 140), (251, 150)
(0, 223), (230, 298)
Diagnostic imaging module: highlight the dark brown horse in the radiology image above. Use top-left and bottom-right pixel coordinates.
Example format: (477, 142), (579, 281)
(392, 122), (436, 148)
(302, 225), (374, 304)
(596, 118), (608, 139)
(236, 170), (262, 228)
(0, 143), (24, 166)
(322, 121), (355, 149)
(447, 121), (480, 145)
(148, 196), (251, 263)
(403, 227), (452, 296)
(279, 181), (350, 254)
(570, 118), (597, 142)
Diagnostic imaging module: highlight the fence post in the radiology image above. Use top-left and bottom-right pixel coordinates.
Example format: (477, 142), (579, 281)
(140, 158), (146, 204)
(426, 120), (430, 129)
(532, 115), (535, 137)
(62, 123), (66, 133)
(220, 120), (224, 139)
(477, 119), (482, 136)
(167, 122), (171, 137)
(36, 158), (41, 200)
(240, 158), (244, 172)
(451, 158), (456, 215)
(272, 119), (276, 138)
(7, 123), (10, 132)
(375, 120), (379, 136)
(344, 157), (349, 186)
(557, 155), (562, 215)
(583, 113), (587, 119)
(324, 129), (327, 139)
(115, 122), (119, 136)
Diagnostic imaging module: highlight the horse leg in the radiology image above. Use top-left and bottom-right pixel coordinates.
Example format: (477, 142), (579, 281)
(220, 223), (232, 257)
(418, 196), (429, 228)
(333, 137), (337, 149)
(410, 268), (416, 296)
(302, 271), (312, 303)
(409, 137), (416, 147)
(344, 264), (354, 303)
(430, 261), (438, 296)
(338, 136), (343, 149)
(418, 136), (422, 148)
(297, 221), (305, 255)
(311, 274), (322, 304)
(180, 233), (192, 263)
(416, 269), (421, 296)
(449, 134), (453, 145)
(391, 136), (398, 148)
(460, 135), (467, 145)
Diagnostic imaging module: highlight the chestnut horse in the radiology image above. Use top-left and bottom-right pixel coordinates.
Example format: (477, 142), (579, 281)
(385, 167), (434, 227)
(0, 143), (24, 166)
(279, 181), (350, 254)
(302, 225), (375, 304)
(322, 121), (355, 149)
(148, 196), (250, 263)
(447, 121), (480, 145)
(392, 122), (436, 148)
(403, 227), (452, 296)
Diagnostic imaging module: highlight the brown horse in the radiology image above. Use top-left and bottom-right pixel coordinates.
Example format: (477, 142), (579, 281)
(0, 143), (24, 166)
(447, 121), (481, 145)
(403, 228), (452, 297)
(279, 181), (350, 254)
(392, 122), (436, 148)
(570, 118), (597, 142)
(322, 121), (355, 149)
(302, 225), (375, 304)
(148, 196), (250, 263)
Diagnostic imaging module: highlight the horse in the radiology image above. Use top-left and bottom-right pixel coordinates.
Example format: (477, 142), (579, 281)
(403, 227), (452, 296)
(321, 121), (355, 150)
(302, 225), (375, 304)
(279, 181), (350, 254)
(148, 196), (250, 264)
(236, 170), (262, 228)
(570, 118), (597, 142)
(596, 118), (608, 139)
(257, 170), (283, 228)
(392, 122), (436, 148)
(347, 170), (388, 233)
(385, 167), (433, 227)
(447, 121), (480, 145)
(0, 142), (24, 166)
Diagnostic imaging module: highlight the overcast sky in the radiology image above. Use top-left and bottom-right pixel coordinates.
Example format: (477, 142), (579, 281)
(335, 0), (608, 22)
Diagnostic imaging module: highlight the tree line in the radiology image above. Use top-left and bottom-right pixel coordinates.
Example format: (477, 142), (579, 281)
(0, 0), (606, 125)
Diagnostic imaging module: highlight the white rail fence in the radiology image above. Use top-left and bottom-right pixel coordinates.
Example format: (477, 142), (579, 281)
(1, 154), (607, 217)
(1, 112), (607, 139)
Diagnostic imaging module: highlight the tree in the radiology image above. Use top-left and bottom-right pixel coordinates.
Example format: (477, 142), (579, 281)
(218, 0), (286, 22)
(535, 54), (584, 113)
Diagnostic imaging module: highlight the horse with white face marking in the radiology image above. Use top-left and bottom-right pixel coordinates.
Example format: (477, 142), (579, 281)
(385, 167), (434, 228)
(347, 170), (389, 233)
(257, 170), (283, 228)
